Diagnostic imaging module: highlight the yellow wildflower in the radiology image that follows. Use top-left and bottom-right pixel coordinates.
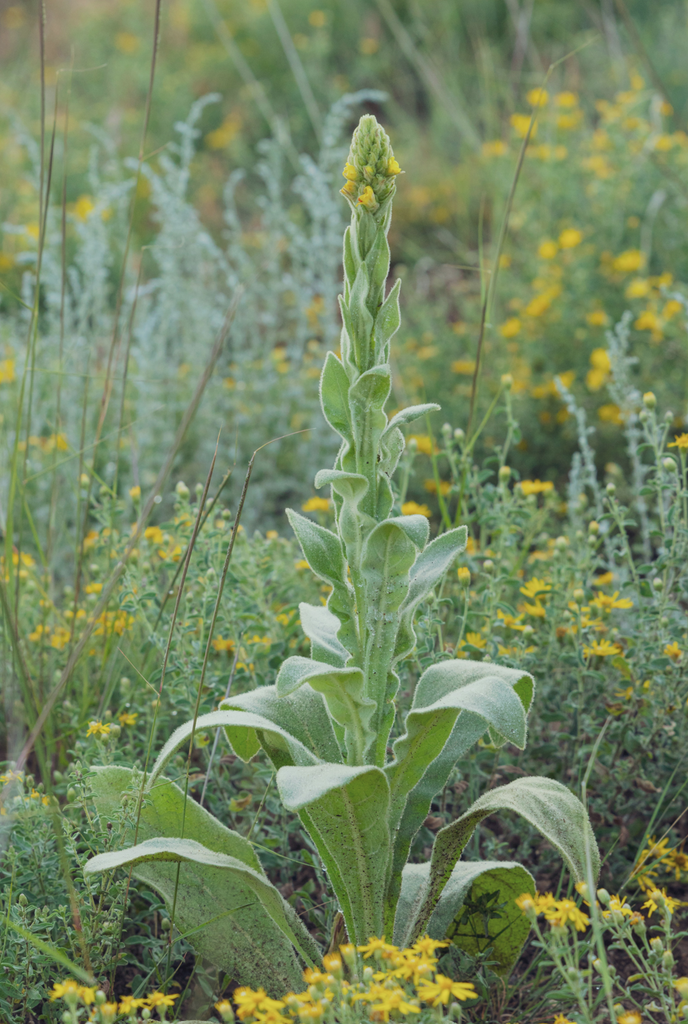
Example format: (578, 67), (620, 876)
(119, 996), (147, 1013)
(465, 632), (487, 649)
(129, 485), (141, 499)
(520, 479), (554, 496)
(407, 434), (434, 455)
(598, 403), (623, 425)
(212, 636), (235, 653)
(86, 720), (111, 738)
(417, 975), (477, 1007)
(301, 496), (330, 512)
(0, 359), (16, 384)
(457, 567), (470, 585)
(451, 359), (476, 374)
(555, 91), (579, 107)
(559, 228), (583, 249)
(584, 638), (623, 657)
(497, 608), (526, 631)
(118, 712), (138, 726)
(520, 577), (551, 599)
(50, 979), (81, 1002)
(613, 249), (645, 274)
(499, 316), (522, 337)
(357, 936), (398, 959)
(146, 991), (180, 1009)
(342, 162), (359, 181)
(668, 433), (688, 450)
(591, 591), (633, 611)
(625, 277), (650, 298)
(538, 239), (558, 259)
(616, 1014), (641, 1024)
(424, 479), (451, 496)
(543, 898), (590, 931)
(401, 501), (432, 518)
(357, 185), (378, 211)
(664, 642), (682, 660)
(386, 157), (402, 175)
(526, 87), (549, 107)
(511, 113), (536, 138)
(482, 139), (508, 157)
(586, 309), (608, 326)
(144, 525), (164, 545)
(642, 889), (683, 917)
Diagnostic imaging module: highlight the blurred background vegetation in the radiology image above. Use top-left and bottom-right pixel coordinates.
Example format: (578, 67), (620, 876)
(2, 0), (688, 518)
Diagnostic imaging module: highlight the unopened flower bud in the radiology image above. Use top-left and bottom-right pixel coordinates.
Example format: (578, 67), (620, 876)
(650, 936), (664, 953)
(606, 482), (616, 496)
(453, 428), (465, 442)
(573, 588), (585, 602)
(643, 391), (656, 409)
(652, 577), (664, 591)
(596, 888), (610, 906)
(663, 457), (676, 471)
(588, 520), (599, 534)
(499, 465), (511, 482)
(175, 480), (190, 498)
(555, 535), (568, 550)
(457, 567), (471, 587)
(663, 950), (675, 969)
(483, 559), (494, 573)
(18, 893), (28, 908)
(639, 408), (649, 423)
(501, 373), (513, 391)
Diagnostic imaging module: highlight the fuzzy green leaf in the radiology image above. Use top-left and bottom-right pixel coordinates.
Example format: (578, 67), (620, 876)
(349, 366), (392, 514)
(361, 519), (418, 763)
(84, 835), (316, 972)
(224, 683), (342, 765)
(286, 509), (347, 591)
(394, 859), (535, 977)
(320, 352), (353, 446)
(277, 763), (391, 943)
(299, 602), (351, 668)
(394, 527), (468, 663)
(373, 278), (402, 361)
(384, 404), (441, 434)
(87, 766), (318, 993)
(148, 710), (321, 791)
(413, 777), (600, 937)
(276, 656), (375, 763)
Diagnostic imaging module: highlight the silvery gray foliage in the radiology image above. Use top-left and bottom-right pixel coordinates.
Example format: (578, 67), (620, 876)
(85, 116), (599, 989)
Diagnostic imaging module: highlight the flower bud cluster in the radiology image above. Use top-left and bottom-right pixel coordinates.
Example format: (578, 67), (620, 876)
(341, 115), (402, 214)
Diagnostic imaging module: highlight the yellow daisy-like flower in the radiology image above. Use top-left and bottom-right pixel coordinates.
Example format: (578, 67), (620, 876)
(86, 720), (111, 738)
(584, 638), (623, 657)
(357, 936), (398, 959)
(50, 979), (80, 1002)
(417, 974), (478, 1007)
(617, 1012), (642, 1024)
(301, 496), (330, 512)
(668, 433), (688, 450)
(401, 501), (432, 518)
(520, 479), (554, 496)
(146, 991), (180, 1008)
(119, 995), (147, 1013)
(118, 711), (138, 727)
(664, 641), (682, 660)
(520, 577), (551, 600)
(543, 898), (590, 931)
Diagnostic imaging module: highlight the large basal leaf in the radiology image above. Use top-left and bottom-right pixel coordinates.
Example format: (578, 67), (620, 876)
(148, 710), (321, 791)
(394, 528), (468, 664)
(224, 683), (342, 765)
(394, 860), (535, 977)
(413, 776), (600, 937)
(384, 712), (488, 935)
(87, 766), (318, 994)
(277, 763), (391, 944)
(276, 656), (375, 763)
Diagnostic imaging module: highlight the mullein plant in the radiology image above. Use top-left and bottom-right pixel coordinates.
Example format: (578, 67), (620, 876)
(85, 117), (599, 993)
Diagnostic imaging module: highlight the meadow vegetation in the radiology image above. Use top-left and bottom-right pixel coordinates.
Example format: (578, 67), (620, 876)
(1, 1), (688, 1022)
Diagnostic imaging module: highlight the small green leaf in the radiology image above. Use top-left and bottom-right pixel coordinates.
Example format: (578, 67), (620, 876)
(373, 278), (402, 360)
(277, 763), (391, 943)
(286, 509), (347, 590)
(394, 527), (468, 663)
(384, 403), (441, 434)
(299, 602), (351, 667)
(320, 352), (353, 445)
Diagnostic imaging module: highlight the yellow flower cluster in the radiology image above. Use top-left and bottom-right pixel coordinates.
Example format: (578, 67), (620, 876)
(515, 891), (590, 931)
(221, 937), (476, 1024)
(632, 835), (688, 892)
(50, 980), (178, 1019)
